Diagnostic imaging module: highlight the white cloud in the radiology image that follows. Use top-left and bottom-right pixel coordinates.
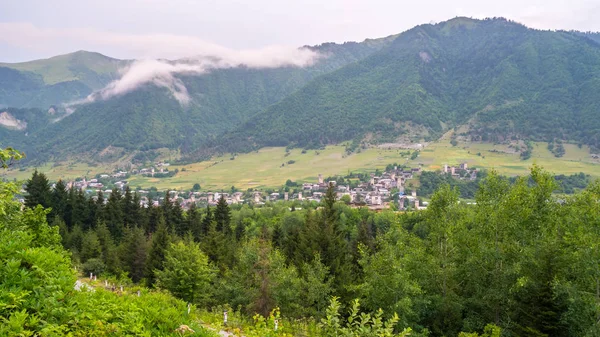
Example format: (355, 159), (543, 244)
(0, 22), (323, 105)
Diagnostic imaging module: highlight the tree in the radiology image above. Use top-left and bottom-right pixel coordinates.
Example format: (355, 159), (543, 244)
(214, 194), (231, 234)
(0, 147), (23, 168)
(121, 186), (138, 228)
(145, 216), (170, 287)
(192, 183), (201, 191)
(200, 205), (213, 237)
(95, 221), (120, 275)
(24, 170), (52, 210)
(187, 203), (202, 240)
(156, 241), (215, 304)
(80, 230), (102, 263)
(121, 226), (147, 283)
(50, 179), (68, 222)
(105, 188), (124, 240)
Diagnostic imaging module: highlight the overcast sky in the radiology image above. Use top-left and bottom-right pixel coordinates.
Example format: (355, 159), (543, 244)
(1, 0), (599, 62)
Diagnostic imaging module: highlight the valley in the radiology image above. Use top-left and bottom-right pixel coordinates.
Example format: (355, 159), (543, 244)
(4, 139), (599, 191)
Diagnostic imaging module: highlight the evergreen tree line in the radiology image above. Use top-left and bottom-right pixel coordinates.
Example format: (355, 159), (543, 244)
(23, 168), (600, 336)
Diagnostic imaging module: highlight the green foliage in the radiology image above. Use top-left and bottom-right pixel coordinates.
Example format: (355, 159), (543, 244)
(221, 18), (600, 154)
(0, 147), (24, 168)
(156, 241), (215, 305)
(319, 297), (411, 337)
(0, 178), (216, 336)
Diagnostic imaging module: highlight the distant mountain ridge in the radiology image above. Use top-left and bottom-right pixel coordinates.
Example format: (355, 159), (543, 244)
(1, 17), (600, 163)
(215, 17), (600, 154)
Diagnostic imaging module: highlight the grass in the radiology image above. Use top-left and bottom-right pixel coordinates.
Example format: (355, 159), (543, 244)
(418, 140), (600, 177)
(127, 146), (404, 190)
(3, 141), (599, 190)
(0, 51), (123, 86)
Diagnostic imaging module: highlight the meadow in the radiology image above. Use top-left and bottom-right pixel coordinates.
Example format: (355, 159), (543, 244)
(3, 140), (599, 190)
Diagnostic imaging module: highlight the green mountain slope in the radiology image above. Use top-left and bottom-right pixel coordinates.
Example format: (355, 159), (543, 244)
(8, 37), (394, 161)
(0, 50), (125, 87)
(218, 18), (600, 153)
(0, 51), (126, 108)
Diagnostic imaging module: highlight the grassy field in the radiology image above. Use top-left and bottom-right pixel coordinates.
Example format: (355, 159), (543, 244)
(419, 140), (600, 177)
(126, 146), (404, 190)
(3, 141), (599, 190)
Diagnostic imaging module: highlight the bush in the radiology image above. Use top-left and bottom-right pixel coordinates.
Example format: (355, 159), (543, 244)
(82, 257), (106, 276)
(319, 297), (411, 337)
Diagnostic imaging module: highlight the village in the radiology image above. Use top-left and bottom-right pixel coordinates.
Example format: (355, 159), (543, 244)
(57, 160), (480, 212)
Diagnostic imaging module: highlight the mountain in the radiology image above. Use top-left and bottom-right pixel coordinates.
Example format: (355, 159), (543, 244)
(218, 17), (600, 153)
(3, 17), (600, 163)
(0, 51), (127, 108)
(0, 36), (396, 161)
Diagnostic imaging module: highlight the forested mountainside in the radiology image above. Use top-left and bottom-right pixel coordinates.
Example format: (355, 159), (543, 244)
(219, 17), (600, 154)
(2, 17), (600, 163)
(0, 36), (395, 161)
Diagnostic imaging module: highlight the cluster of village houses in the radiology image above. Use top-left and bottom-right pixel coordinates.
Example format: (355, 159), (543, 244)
(62, 164), (432, 211)
(61, 162), (476, 212)
(443, 162), (479, 180)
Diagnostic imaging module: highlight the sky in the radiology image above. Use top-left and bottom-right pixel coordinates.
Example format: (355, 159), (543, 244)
(1, 0), (599, 62)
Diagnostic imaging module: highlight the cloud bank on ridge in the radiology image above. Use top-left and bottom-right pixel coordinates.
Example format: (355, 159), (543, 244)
(0, 22), (323, 105)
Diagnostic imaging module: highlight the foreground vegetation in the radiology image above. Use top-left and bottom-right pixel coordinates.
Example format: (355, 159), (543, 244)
(14, 157), (600, 336)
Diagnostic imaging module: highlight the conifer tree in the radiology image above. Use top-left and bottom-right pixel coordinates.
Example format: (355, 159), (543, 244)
(24, 170), (52, 210)
(122, 186), (136, 228)
(187, 203), (202, 240)
(200, 205), (213, 237)
(146, 204), (162, 234)
(162, 191), (173, 231)
(145, 216), (170, 287)
(96, 221), (120, 275)
(72, 189), (88, 230)
(50, 179), (68, 222)
(121, 226), (147, 283)
(214, 194), (231, 233)
(170, 200), (185, 235)
(105, 188), (124, 241)
(234, 219), (246, 241)
(63, 187), (76, 229)
(95, 190), (105, 222)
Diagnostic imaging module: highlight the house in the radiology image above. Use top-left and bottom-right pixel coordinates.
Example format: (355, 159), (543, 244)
(378, 188), (390, 196)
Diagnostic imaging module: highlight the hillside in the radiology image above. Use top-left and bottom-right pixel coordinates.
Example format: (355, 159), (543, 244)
(0, 51), (126, 108)
(219, 17), (600, 154)
(0, 37), (396, 161)
(3, 18), (600, 164)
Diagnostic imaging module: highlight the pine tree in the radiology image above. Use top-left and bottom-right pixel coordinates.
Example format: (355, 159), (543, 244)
(121, 226), (147, 283)
(50, 179), (68, 222)
(63, 187), (76, 229)
(200, 205), (213, 237)
(122, 186), (136, 228)
(146, 204), (162, 234)
(234, 219), (246, 241)
(170, 200), (185, 236)
(214, 195), (231, 233)
(187, 203), (202, 241)
(162, 191), (173, 231)
(24, 170), (52, 210)
(105, 188), (124, 241)
(145, 216), (170, 287)
(96, 190), (105, 211)
(96, 221), (120, 275)
(72, 189), (88, 230)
